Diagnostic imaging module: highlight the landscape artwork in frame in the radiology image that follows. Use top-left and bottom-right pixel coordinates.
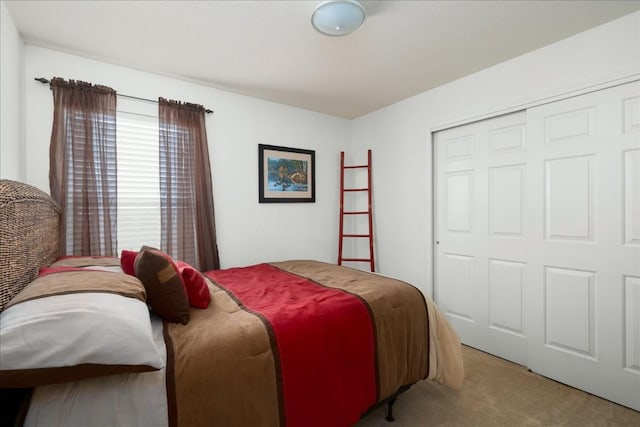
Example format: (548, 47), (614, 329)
(259, 144), (315, 203)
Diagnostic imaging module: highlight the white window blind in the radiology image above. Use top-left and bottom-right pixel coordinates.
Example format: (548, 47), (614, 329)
(116, 110), (161, 252)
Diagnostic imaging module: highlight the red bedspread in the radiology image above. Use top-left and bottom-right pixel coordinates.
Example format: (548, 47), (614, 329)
(206, 263), (377, 427)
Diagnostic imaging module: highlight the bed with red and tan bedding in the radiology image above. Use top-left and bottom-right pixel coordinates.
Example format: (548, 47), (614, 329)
(0, 180), (463, 426)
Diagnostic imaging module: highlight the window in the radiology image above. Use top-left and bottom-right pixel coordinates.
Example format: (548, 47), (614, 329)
(116, 108), (161, 252)
(49, 80), (219, 268)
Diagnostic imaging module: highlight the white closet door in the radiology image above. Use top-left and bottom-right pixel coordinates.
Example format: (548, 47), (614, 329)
(434, 111), (528, 365)
(526, 81), (640, 411)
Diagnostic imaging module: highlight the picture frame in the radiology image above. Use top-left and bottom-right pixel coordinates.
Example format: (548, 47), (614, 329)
(258, 144), (315, 203)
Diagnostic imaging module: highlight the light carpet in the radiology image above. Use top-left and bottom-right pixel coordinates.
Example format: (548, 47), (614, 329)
(357, 345), (639, 426)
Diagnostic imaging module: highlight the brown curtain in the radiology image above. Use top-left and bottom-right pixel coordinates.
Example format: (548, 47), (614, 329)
(159, 98), (220, 270)
(49, 78), (117, 256)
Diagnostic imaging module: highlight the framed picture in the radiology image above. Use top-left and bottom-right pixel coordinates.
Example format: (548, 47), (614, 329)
(259, 144), (315, 203)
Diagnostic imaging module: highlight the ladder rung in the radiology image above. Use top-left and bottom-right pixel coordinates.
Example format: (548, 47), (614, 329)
(343, 234), (370, 238)
(343, 211), (369, 215)
(344, 165), (368, 169)
(341, 258), (372, 262)
(344, 188), (369, 192)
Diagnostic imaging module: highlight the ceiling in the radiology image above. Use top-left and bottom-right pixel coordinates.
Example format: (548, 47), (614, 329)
(5, 0), (640, 119)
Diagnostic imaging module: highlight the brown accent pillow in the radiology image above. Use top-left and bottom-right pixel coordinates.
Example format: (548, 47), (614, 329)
(134, 249), (190, 325)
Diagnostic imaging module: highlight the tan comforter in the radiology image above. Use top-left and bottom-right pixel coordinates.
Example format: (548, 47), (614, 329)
(164, 260), (463, 427)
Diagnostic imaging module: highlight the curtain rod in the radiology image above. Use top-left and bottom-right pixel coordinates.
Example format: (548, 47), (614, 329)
(34, 77), (213, 114)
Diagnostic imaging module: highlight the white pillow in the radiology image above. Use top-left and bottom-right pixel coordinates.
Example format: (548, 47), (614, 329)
(0, 271), (164, 387)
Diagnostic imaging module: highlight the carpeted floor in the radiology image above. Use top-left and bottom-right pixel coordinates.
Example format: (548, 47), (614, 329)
(357, 345), (640, 426)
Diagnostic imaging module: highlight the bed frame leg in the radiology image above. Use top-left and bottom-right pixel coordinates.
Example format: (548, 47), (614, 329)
(385, 397), (397, 422)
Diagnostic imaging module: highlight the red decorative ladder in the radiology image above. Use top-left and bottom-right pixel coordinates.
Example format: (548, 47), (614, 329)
(338, 150), (375, 272)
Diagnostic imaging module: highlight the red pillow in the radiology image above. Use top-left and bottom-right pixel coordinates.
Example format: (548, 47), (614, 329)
(120, 250), (138, 276)
(176, 261), (211, 309)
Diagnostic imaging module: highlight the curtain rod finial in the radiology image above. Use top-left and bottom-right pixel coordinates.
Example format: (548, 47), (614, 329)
(34, 77), (49, 84)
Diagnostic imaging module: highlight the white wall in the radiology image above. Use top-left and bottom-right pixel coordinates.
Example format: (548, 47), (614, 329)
(349, 12), (640, 297)
(9, 10), (640, 286)
(0, 0), (24, 180)
(23, 46), (350, 268)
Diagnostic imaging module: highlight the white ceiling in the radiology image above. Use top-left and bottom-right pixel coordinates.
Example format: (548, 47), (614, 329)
(5, 0), (640, 119)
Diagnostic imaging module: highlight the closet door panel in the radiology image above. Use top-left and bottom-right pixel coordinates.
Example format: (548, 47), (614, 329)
(435, 111), (527, 365)
(526, 81), (640, 411)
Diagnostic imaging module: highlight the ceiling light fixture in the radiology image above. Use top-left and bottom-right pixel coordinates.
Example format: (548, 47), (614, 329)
(311, 1), (366, 37)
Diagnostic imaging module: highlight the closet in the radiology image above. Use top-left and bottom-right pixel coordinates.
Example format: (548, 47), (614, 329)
(434, 81), (640, 410)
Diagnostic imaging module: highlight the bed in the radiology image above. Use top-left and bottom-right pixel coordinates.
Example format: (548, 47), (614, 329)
(0, 179), (463, 427)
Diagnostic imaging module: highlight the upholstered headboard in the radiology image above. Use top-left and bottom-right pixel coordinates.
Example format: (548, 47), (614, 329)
(0, 180), (60, 311)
